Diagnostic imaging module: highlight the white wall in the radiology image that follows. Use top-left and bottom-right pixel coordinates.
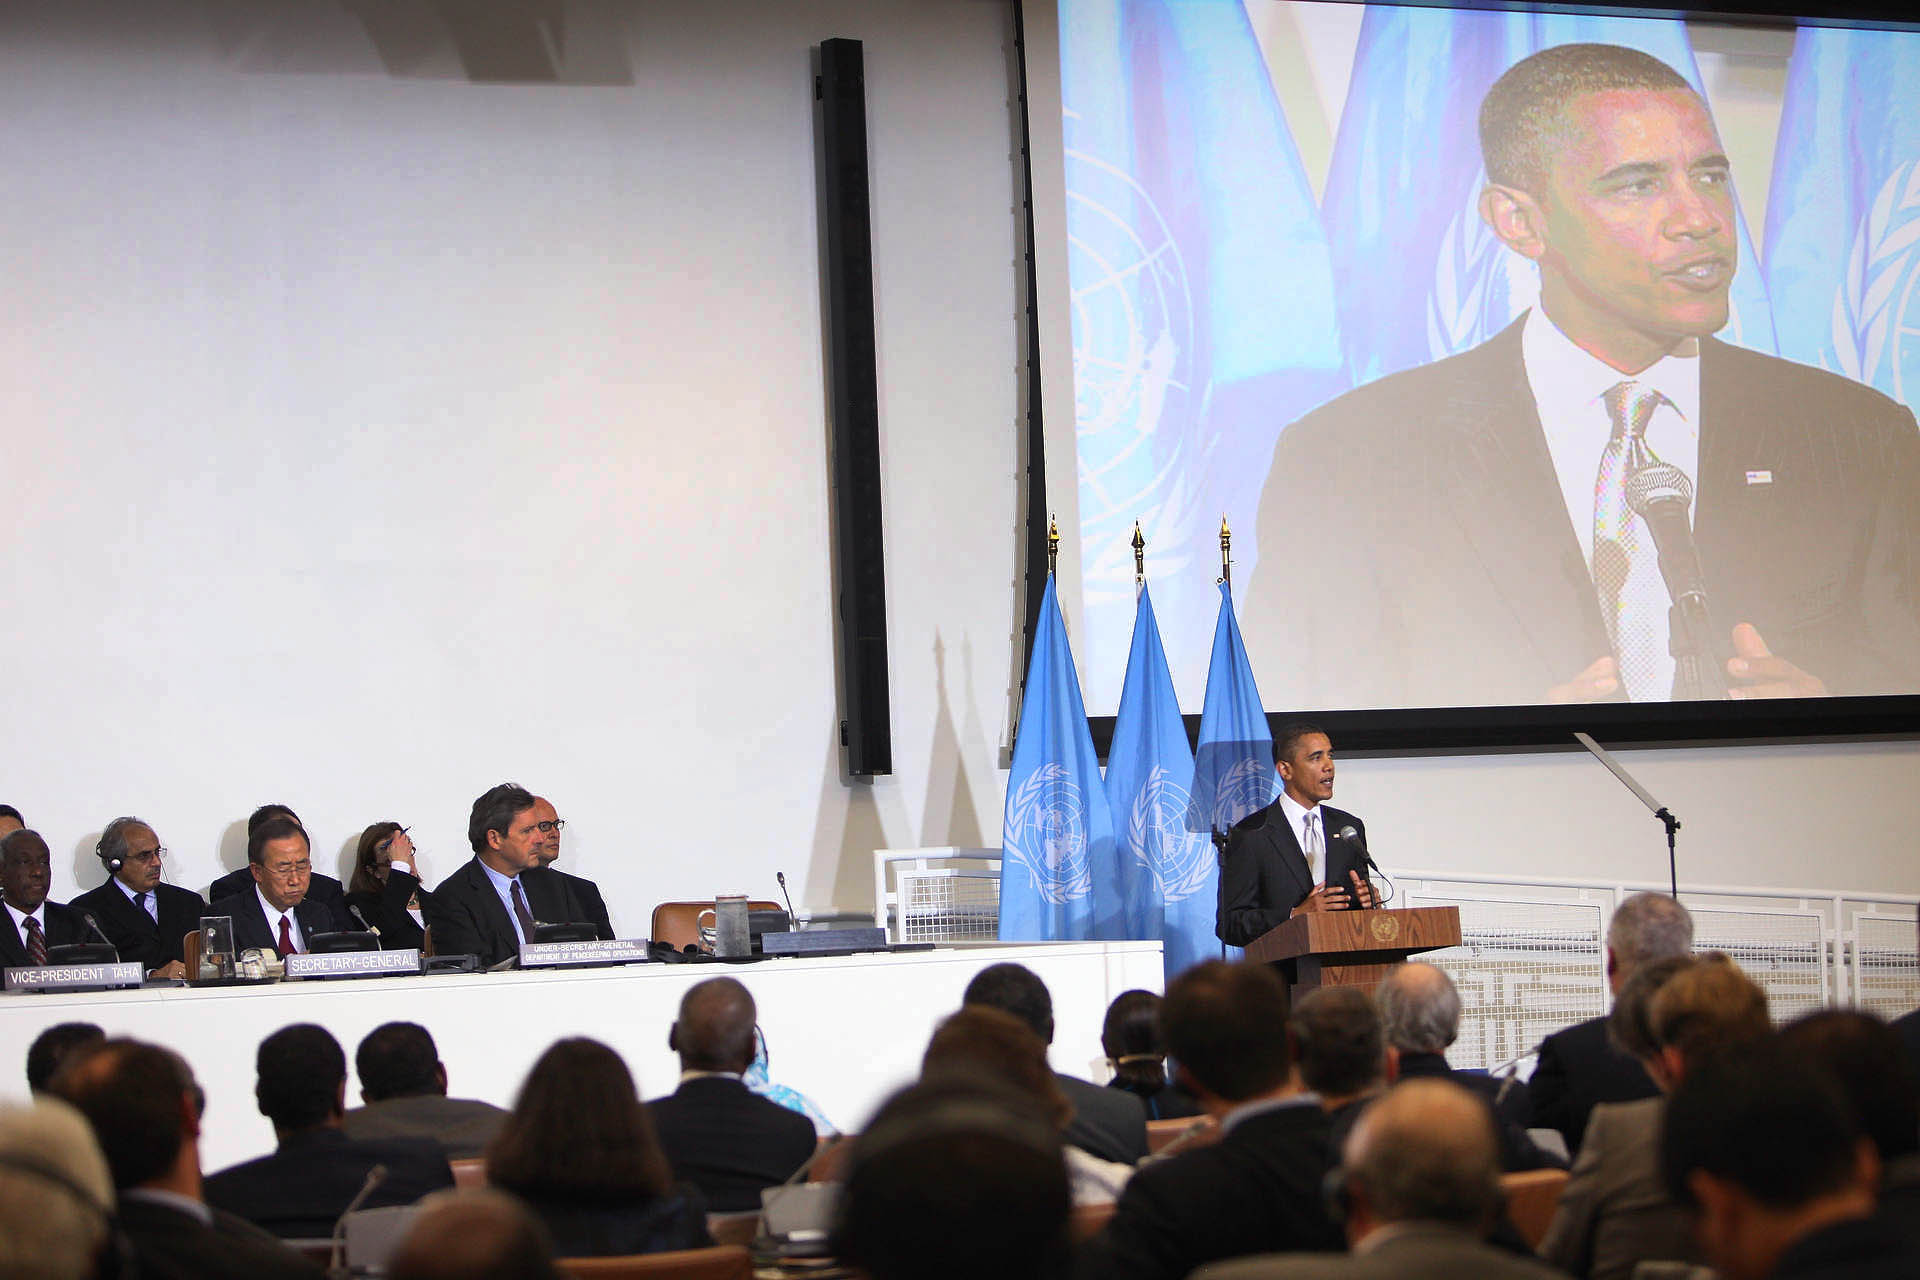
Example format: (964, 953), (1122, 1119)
(0, 0), (1913, 956)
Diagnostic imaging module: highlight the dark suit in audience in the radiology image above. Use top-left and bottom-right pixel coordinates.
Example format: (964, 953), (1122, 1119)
(116, 1193), (325, 1280)
(522, 1186), (713, 1257)
(1196, 1222), (1568, 1280)
(207, 888), (356, 954)
(342, 1094), (507, 1161)
(1892, 1008), (1920, 1083)
(1528, 1014), (1658, 1160)
(71, 881), (206, 972)
(1061, 1074), (1150, 1164)
(205, 1127), (454, 1238)
(1395, 1051), (1560, 1171)
(648, 1075), (817, 1212)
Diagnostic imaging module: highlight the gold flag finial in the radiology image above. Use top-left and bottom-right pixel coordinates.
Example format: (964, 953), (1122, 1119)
(1219, 515), (1233, 587)
(1047, 514), (1059, 577)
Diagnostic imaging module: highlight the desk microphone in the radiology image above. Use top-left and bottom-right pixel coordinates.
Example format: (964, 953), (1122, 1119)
(345, 901), (380, 937)
(79, 912), (116, 948)
(776, 872), (798, 928)
(330, 1163), (388, 1277)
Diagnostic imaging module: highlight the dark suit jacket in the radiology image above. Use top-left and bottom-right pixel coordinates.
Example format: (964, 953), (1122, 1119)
(70, 880), (206, 972)
(422, 859), (607, 966)
(552, 867), (615, 939)
(1529, 1014), (1659, 1160)
(1770, 1215), (1917, 1280)
(1217, 800), (1367, 948)
(341, 1093), (509, 1161)
(1194, 1222), (1571, 1280)
(1060, 1073), (1149, 1164)
(344, 868), (426, 950)
(517, 1185), (713, 1258)
(1076, 1100), (1343, 1280)
(206, 888), (355, 955)
(208, 868), (346, 909)
(116, 1193), (324, 1280)
(1396, 1052), (1561, 1172)
(647, 1075), (818, 1213)
(1246, 316), (1920, 707)
(1892, 1008), (1920, 1088)
(0, 900), (91, 974)
(203, 1127), (454, 1239)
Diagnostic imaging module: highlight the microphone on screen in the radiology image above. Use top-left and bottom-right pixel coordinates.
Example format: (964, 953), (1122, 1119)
(776, 872), (798, 929)
(1625, 463), (1708, 606)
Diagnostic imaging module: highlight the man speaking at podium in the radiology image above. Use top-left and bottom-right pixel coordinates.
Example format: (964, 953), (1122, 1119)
(1216, 724), (1378, 948)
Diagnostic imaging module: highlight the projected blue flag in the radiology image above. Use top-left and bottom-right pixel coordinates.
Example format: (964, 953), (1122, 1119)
(999, 576), (1117, 942)
(1763, 25), (1920, 406)
(1061, 0), (1347, 707)
(1188, 582), (1277, 839)
(1321, 6), (1777, 388)
(1106, 584), (1215, 976)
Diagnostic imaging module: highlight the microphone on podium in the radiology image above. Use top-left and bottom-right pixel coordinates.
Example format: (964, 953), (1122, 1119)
(776, 872), (798, 929)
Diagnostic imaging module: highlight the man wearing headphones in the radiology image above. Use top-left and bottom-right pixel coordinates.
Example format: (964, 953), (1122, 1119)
(73, 818), (207, 981)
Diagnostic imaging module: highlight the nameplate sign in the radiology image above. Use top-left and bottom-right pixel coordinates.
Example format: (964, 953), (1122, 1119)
(284, 950), (423, 980)
(4, 962), (144, 992)
(519, 939), (653, 968)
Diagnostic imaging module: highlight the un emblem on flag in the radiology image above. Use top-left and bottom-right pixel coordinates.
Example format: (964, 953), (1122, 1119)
(1129, 767), (1214, 903)
(1003, 764), (1095, 905)
(1834, 158), (1920, 404)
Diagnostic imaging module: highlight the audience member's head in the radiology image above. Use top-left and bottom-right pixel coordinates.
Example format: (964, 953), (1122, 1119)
(95, 816), (166, 894)
(1375, 962), (1461, 1058)
(962, 962), (1056, 1045)
(1607, 953), (1698, 1061)
(1336, 1078), (1502, 1247)
(357, 1022), (449, 1104)
(246, 804), (302, 838)
(388, 1188), (562, 1280)
(531, 796), (563, 866)
(46, 1038), (205, 1192)
(0, 1097), (115, 1280)
(1159, 960), (1294, 1106)
(1605, 892), (1695, 994)
(1101, 989), (1171, 1096)
(922, 1006), (1072, 1130)
(834, 1078), (1071, 1280)
(1779, 1009), (1920, 1164)
(1661, 1040), (1878, 1280)
(669, 976), (760, 1075)
(467, 783), (541, 874)
(0, 804), (23, 838)
(1643, 953), (1770, 1088)
(1, 829), (54, 913)
(487, 1037), (673, 1202)
(1290, 986), (1385, 1105)
(351, 821), (406, 896)
(246, 816), (313, 913)
(255, 1023), (347, 1134)
(26, 1023), (104, 1094)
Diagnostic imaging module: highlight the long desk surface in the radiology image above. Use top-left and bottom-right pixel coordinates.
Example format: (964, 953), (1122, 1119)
(0, 940), (1165, 1170)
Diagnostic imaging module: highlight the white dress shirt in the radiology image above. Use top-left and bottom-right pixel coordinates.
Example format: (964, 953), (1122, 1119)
(254, 885), (305, 954)
(1276, 791), (1324, 883)
(1522, 307), (1702, 695)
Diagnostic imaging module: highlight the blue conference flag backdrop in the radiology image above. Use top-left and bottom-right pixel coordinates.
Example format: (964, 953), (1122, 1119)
(1060, 0), (1346, 708)
(1321, 5), (1777, 390)
(1764, 25), (1920, 408)
(1189, 582), (1278, 839)
(1106, 584), (1217, 975)
(1000, 575), (1117, 943)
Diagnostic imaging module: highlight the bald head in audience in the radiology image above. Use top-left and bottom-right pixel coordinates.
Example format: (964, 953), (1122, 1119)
(389, 1189), (561, 1280)
(670, 976), (759, 1074)
(1343, 1079), (1504, 1244)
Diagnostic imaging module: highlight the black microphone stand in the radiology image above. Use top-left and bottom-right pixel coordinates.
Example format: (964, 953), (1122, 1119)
(1573, 731), (1681, 898)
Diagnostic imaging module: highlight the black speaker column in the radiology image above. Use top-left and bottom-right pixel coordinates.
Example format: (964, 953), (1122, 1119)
(817, 38), (892, 777)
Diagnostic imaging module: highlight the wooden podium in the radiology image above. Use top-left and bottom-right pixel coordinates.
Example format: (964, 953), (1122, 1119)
(1243, 906), (1462, 999)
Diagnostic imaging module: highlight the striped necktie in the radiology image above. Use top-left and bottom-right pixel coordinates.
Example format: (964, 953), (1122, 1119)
(25, 916), (48, 965)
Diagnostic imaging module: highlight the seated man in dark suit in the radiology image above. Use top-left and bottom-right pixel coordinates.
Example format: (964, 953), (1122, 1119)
(423, 783), (605, 967)
(207, 805), (349, 910)
(529, 795), (613, 939)
(1076, 960), (1344, 1280)
(1663, 1040), (1915, 1280)
(1530, 891), (1693, 1159)
(71, 816), (207, 980)
(1288, 986), (1385, 1156)
(206, 817), (356, 959)
(205, 1023), (454, 1238)
(0, 829), (91, 978)
(646, 976), (816, 1212)
(1195, 1079), (1567, 1280)
(1376, 963), (1560, 1171)
(342, 1022), (508, 1161)
(963, 961), (1148, 1165)
(49, 1037), (323, 1280)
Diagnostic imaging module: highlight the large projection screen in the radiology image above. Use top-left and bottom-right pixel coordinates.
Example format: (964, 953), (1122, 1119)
(1025, 0), (1920, 740)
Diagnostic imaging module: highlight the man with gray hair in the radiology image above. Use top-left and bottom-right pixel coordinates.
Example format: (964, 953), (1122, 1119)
(1377, 963), (1560, 1171)
(0, 1097), (116, 1280)
(1193, 1079), (1565, 1280)
(1530, 891), (1695, 1157)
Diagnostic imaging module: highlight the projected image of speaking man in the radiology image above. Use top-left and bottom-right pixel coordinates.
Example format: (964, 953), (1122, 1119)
(1246, 42), (1920, 709)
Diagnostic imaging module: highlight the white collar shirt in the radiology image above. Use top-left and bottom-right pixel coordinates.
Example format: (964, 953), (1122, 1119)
(254, 885), (305, 954)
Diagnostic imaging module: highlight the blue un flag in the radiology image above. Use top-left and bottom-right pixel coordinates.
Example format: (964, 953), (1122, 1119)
(999, 576), (1116, 942)
(1106, 585), (1215, 976)
(1763, 25), (1920, 407)
(1062, 0), (1346, 707)
(1321, 6), (1777, 389)
(1188, 582), (1277, 838)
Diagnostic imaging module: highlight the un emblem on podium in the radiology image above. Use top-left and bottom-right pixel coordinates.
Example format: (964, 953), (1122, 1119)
(1370, 913), (1399, 944)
